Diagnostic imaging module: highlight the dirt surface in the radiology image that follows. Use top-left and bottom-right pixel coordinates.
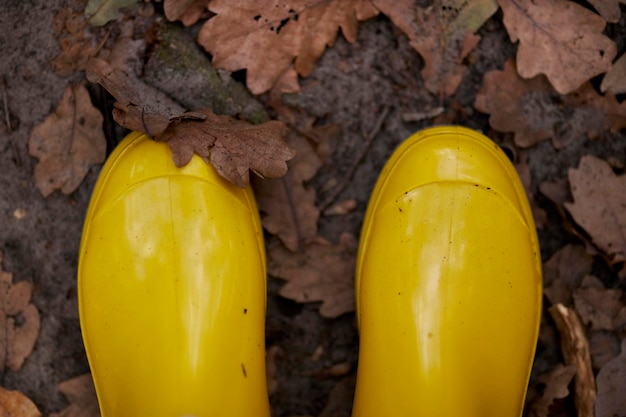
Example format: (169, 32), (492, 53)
(1, 1), (625, 416)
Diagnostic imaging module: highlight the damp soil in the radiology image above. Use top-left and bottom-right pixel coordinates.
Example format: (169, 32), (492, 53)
(1, 1), (625, 416)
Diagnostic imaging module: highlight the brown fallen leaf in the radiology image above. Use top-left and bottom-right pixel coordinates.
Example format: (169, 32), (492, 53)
(573, 275), (623, 331)
(543, 244), (593, 306)
(589, 331), (620, 370)
(85, 57), (187, 137)
(475, 59), (626, 148)
(265, 345), (282, 396)
(587, 0), (626, 23)
(163, 0), (210, 26)
(601, 52), (626, 95)
(564, 155), (626, 263)
(268, 233), (357, 318)
(498, 0), (616, 94)
(197, 0), (378, 94)
(52, 7), (102, 77)
(158, 109), (294, 187)
(528, 364), (577, 417)
(254, 133), (321, 252)
(0, 387), (41, 417)
(28, 83), (106, 197)
(318, 376), (356, 417)
(595, 339), (626, 417)
(374, 0), (497, 96)
(50, 374), (100, 417)
(0, 252), (41, 372)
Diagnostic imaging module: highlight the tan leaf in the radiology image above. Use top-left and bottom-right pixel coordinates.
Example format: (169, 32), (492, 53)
(528, 364), (577, 417)
(601, 53), (626, 95)
(0, 252), (41, 372)
(197, 0), (378, 94)
(542, 244), (593, 306)
(498, 0), (616, 94)
(268, 233), (357, 318)
(0, 387), (41, 417)
(85, 0), (139, 26)
(254, 133), (322, 252)
(163, 0), (210, 26)
(587, 0), (626, 23)
(475, 59), (626, 148)
(564, 155), (626, 262)
(50, 374), (100, 417)
(374, 0), (497, 96)
(573, 275), (623, 331)
(28, 83), (106, 197)
(596, 340), (626, 417)
(158, 109), (295, 187)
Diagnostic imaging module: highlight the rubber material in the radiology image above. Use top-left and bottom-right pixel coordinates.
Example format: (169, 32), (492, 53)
(353, 126), (542, 417)
(78, 132), (270, 417)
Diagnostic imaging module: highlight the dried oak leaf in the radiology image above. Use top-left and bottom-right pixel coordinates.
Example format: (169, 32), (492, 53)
(595, 339), (626, 417)
(374, 0), (497, 96)
(85, 57), (187, 137)
(475, 59), (626, 148)
(498, 0), (616, 95)
(587, 0), (626, 23)
(163, 0), (210, 26)
(528, 364), (577, 417)
(254, 132), (322, 252)
(564, 155), (626, 263)
(543, 244), (593, 306)
(0, 387), (41, 417)
(50, 374), (100, 417)
(601, 52), (626, 95)
(28, 83), (106, 197)
(158, 109), (294, 187)
(85, 0), (139, 26)
(268, 233), (357, 318)
(0, 253), (41, 372)
(573, 275), (623, 331)
(197, 0), (379, 94)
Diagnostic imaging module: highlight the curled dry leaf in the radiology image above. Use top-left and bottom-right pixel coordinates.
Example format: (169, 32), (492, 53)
(565, 155), (626, 263)
(268, 233), (357, 318)
(49, 374), (100, 417)
(374, 0), (497, 96)
(28, 83), (106, 197)
(498, 0), (616, 95)
(158, 109), (294, 187)
(528, 364), (577, 417)
(163, 0), (210, 26)
(254, 133), (322, 252)
(198, 0), (378, 94)
(595, 339), (626, 417)
(85, 57), (187, 137)
(542, 244), (593, 306)
(475, 59), (626, 148)
(0, 252), (41, 372)
(0, 387), (41, 417)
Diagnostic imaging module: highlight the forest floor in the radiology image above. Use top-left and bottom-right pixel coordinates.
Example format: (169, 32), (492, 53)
(1, 1), (625, 416)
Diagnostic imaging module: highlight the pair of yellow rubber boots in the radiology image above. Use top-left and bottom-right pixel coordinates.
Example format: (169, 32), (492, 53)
(78, 126), (542, 417)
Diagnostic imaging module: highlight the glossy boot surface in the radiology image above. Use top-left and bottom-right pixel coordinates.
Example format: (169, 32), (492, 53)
(78, 132), (270, 417)
(353, 126), (542, 417)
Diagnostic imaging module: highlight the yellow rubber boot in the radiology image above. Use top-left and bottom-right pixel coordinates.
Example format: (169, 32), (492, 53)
(78, 132), (270, 417)
(353, 126), (542, 417)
